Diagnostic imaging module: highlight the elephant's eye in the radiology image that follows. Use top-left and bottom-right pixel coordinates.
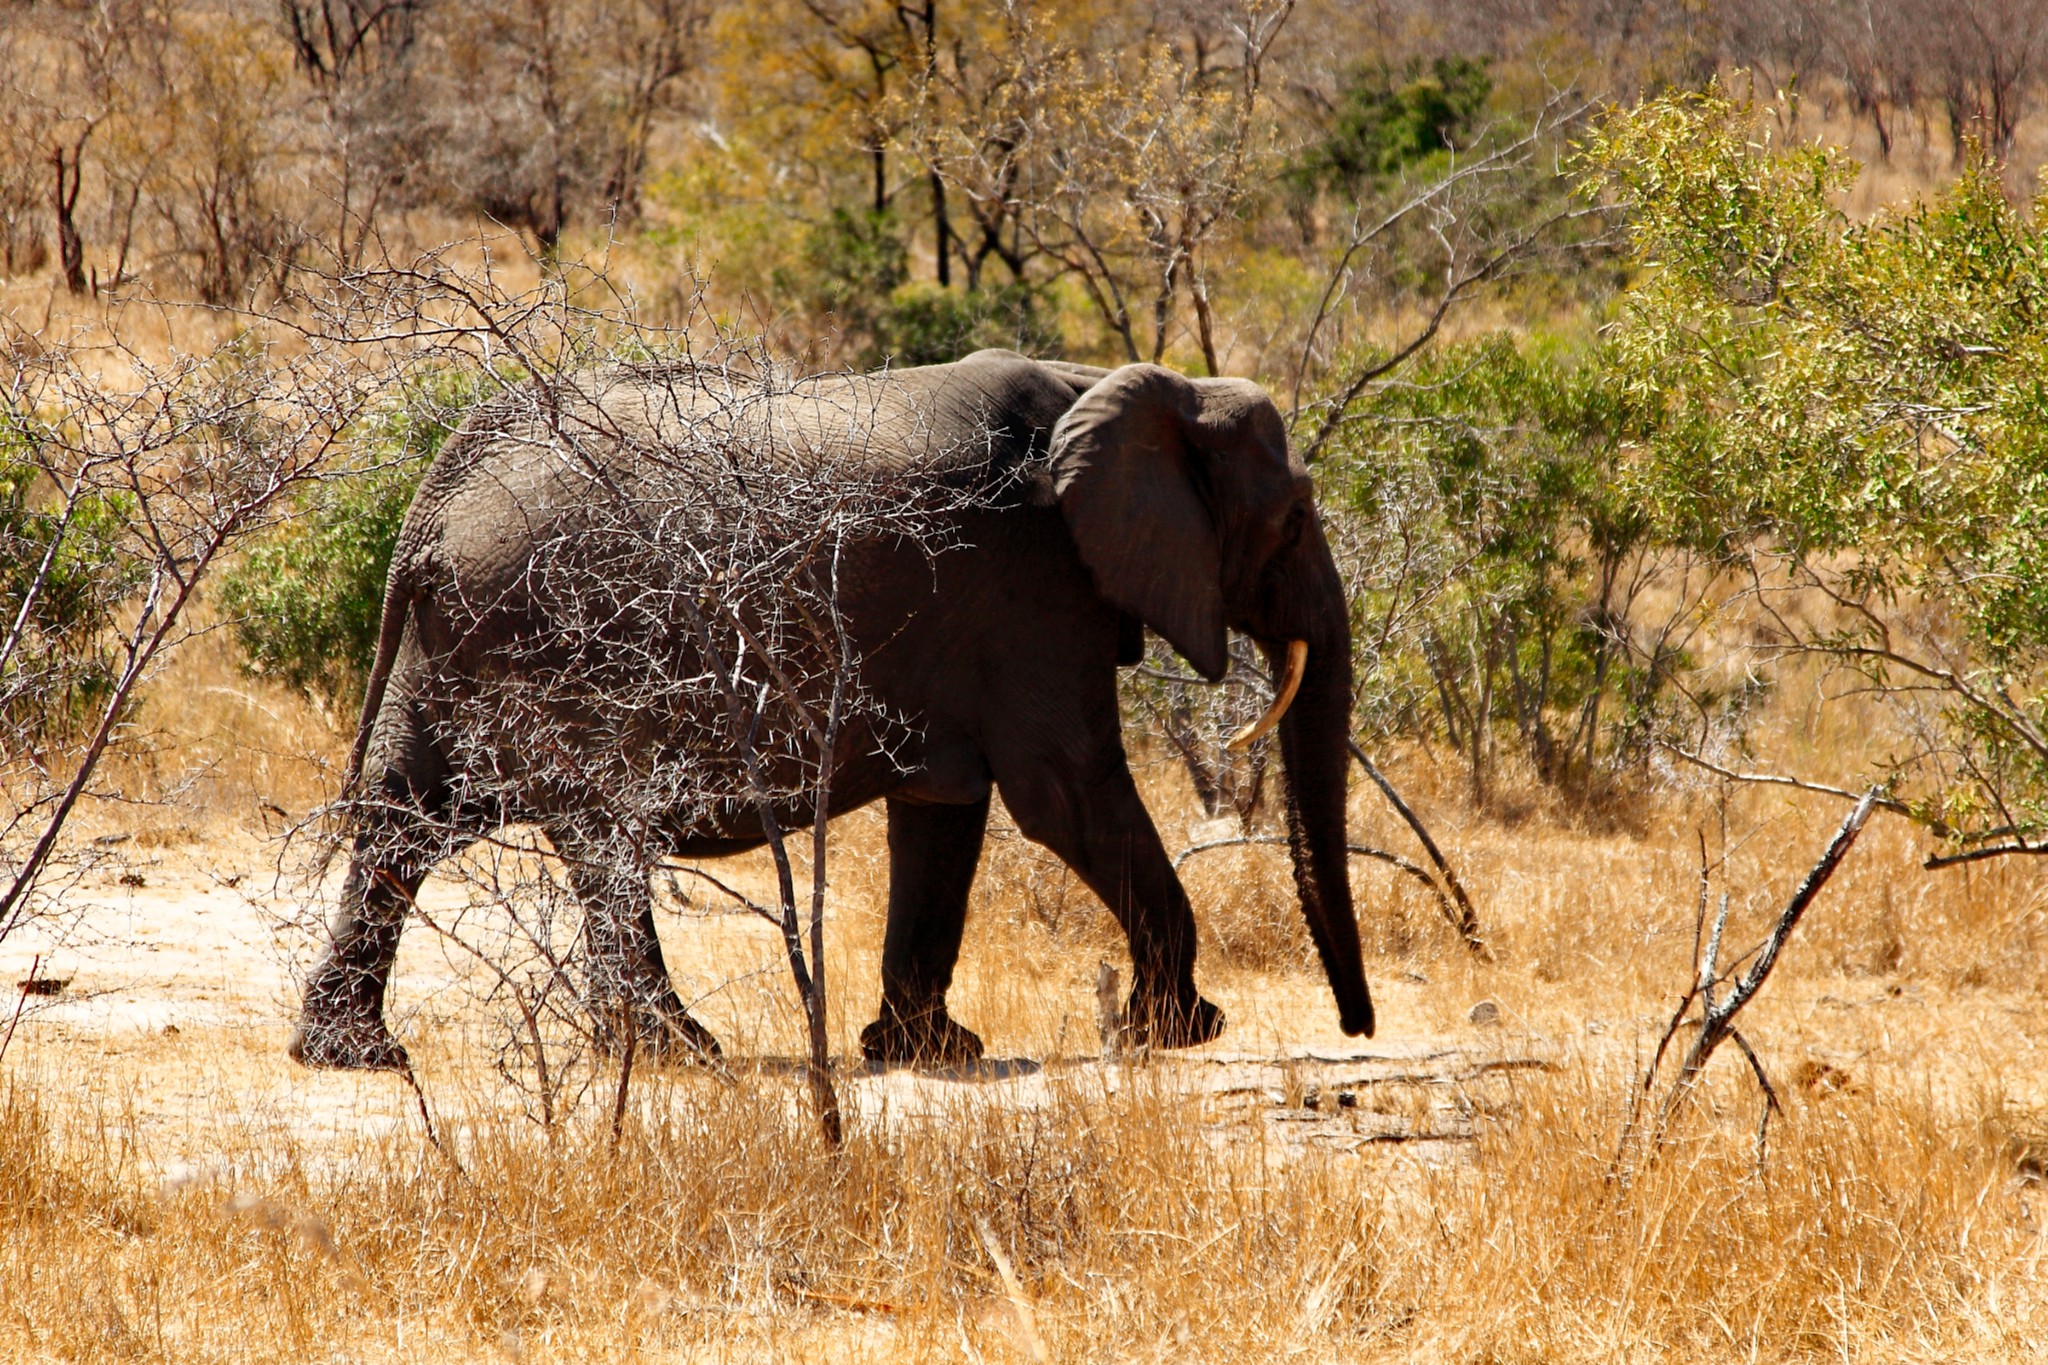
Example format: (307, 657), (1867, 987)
(1275, 502), (1307, 548)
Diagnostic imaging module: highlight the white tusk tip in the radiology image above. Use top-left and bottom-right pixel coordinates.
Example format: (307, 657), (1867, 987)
(1225, 639), (1308, 752)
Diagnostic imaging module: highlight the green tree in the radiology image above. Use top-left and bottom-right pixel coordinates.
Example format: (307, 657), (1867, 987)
(1587, 83), (2048, 858)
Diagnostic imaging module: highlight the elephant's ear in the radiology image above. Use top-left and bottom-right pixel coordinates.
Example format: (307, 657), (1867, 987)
(1047, 365), (1228, 682)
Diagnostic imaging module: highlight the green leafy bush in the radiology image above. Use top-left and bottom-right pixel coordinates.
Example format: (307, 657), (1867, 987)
(0, 451), (141, 746)
(777, 206), (1064, 366)
(220, 373), (488, 711)
(774, 207), (911, 360)
(1322, 332), (1680, 805)
(1291, 56), (1494, 194)
(872, 280), (1062, 367)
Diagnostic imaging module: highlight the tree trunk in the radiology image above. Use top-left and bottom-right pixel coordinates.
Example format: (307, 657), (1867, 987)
(931, 168), (951, 287)
(51, 141), (87, 296)
(1188, 263), (1221, 376)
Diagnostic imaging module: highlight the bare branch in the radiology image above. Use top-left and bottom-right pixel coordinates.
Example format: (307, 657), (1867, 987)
(1618, 789), (1879, 1178)
(1655, 739), (1923, 825)
(1347, 741), (1486, 956)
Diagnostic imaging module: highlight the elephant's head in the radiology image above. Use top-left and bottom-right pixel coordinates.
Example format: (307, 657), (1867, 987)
(1048, 364), (1374, 1037)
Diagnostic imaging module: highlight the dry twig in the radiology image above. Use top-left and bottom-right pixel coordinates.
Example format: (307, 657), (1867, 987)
(1348, 741), (1486, 956)
(1616, 788), (1879, 1177)
(975, 1218), (1052, 1365)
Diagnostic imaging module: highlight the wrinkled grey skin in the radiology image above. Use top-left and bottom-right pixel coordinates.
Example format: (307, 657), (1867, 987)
(291, 349), (1372, 1071)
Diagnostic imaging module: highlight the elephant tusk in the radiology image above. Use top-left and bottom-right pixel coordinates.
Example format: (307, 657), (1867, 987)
(1227, 639), (1308, 752)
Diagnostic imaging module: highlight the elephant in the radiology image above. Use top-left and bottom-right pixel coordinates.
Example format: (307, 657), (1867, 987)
(289, 347), (1374, 1072)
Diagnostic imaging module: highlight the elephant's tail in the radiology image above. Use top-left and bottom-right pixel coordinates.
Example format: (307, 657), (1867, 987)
(342, 561), (412, 800)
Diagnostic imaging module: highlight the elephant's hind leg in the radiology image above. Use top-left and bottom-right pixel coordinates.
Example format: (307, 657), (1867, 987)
(297, 777), (464, 1074)
(290, 848), (424, 1072)
(553, 829), (720, 1063)
(860, 795), (990, 1067)
(293, 649), (464, 1072)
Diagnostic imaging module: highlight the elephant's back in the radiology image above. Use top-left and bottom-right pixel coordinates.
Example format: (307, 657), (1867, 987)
(771, 351), (1082, 484)
(391, 351), (1083, 613)
(587, 351), (1078, 487)
(390, 366), (722, 602)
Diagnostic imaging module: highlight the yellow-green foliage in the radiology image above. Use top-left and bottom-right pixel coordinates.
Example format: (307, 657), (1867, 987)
(1589, 84), (2048, 845)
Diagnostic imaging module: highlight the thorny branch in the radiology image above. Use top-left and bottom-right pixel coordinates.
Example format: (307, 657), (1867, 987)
(3, 311), (388, 944)
(299, 260), (974, 1144)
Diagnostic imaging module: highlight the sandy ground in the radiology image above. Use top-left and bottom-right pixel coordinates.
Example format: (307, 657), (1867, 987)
(8, 815), (2048, 1365)
(0, 826), (1566, 1189)
(6, 817), (2046, 1195)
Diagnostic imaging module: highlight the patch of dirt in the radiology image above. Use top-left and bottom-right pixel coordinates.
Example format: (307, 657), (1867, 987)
(0, 837), (1562, 1176)
(7, 831), (2047, 1184)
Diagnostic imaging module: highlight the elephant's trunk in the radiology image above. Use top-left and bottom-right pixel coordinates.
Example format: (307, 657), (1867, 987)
(1271, 613), (1374, 1037)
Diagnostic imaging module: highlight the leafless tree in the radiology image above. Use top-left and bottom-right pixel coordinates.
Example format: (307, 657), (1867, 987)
(417, 0), (708, 256)
(144, 11), (303, 305)
(276, 0), (429, 265)
(901, 0), (1040, 290)
(987, 0), (1296, 371)
(1742, 1), (1831, 86)
(1915, 0), (2048, 162)
(1, 307), (393, 951)
(279, 257), (975, 1143)
(0, 0), (168, 296)
(1826, 0), (1916, 157)
(0, 30), (55, 278)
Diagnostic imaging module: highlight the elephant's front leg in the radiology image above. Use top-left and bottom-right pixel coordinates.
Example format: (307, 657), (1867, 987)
(860, 794), (991, 1066)
(1001, 756), (1225, 1050)
(553, 829), (720, 1063)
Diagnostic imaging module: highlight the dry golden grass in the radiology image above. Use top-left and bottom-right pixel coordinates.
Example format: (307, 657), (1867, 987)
(4, 1049), (2038, 1364)
(4, 628), (2048, 1363)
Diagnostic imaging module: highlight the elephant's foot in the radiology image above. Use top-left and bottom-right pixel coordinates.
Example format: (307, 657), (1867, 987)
(289, 1011), (411, 1072)
(1123, 990), (1226, 1051)
(860, 1001), (985, 1067)
(593, 1000), (722, 1065)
